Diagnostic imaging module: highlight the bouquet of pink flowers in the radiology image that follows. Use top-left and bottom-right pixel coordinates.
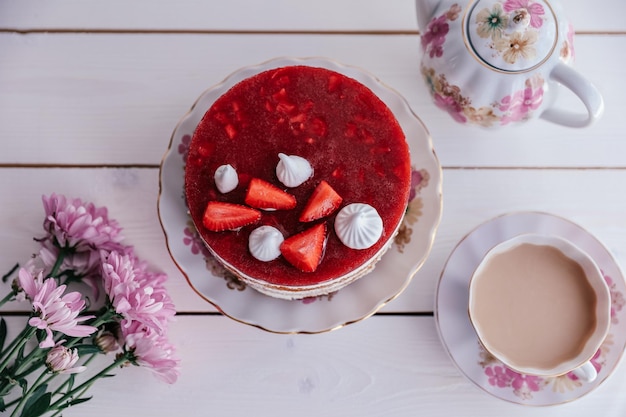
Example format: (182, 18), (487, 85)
(0, 194), (179, 416)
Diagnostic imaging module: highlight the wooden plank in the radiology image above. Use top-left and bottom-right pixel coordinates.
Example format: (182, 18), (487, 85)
(0, 33), (623, 168)
(0, 0), (622, 33)
(1, 315), (623, 417)
(1, 168), (625, 315)
(387, 167), (626, 312)
(2, 1), (624, 416)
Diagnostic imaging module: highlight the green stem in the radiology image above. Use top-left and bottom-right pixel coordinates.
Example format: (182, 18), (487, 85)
(2, 396), (20, 411)
(89, 310), (118, 329)
(48, 353), (129, 411)
(13, 309), (113, 381)
(0, 323), (30, 397)
(12, 344), (49, 380)
(0, 326), (36, 373)
(7, 354), (104, 416)
(9, 369), (49, 417)
(0, 291), (16, 309)
(47, 250), (67, 280)
(1, 325), (31, 361)
(1, 263), (19, 284)
(15, 333), (52, 372)
(12, 308), (117, 381)
(48, 353), (99, 399)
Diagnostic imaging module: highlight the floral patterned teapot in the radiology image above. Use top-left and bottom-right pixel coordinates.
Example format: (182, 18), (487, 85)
(416, 0), (604, 128)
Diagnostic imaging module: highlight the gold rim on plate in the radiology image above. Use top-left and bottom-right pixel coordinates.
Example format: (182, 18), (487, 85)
(157, 56), (443, 334)
(435, 211), (626, 405)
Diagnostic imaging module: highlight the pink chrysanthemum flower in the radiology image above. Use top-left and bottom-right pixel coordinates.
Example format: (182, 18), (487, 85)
(36, 240), (118, 300)
(122, 323), (180, 384)
(17, 268), (46, 300)
(42, 193), (125, 252)
(19, 268), (97, 348)
(39, 239), (102, 277)
(46, 341), (87, 374)
(101, 250), (176, 335)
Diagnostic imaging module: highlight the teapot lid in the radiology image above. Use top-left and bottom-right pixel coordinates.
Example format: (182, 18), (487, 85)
(464, 0), (558, 72)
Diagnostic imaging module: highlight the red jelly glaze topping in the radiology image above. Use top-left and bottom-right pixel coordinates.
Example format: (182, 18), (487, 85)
(185, 65), (411, 287)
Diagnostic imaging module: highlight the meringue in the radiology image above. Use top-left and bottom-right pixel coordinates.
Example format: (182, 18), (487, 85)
(214, 164), (238, 193)
(248, 226), (284, 262)
(334, 203), (383, 250)
(276, 153), (313, 188)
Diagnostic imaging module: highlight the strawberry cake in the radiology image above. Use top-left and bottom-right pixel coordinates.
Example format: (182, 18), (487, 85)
(184, 65), (411, 299)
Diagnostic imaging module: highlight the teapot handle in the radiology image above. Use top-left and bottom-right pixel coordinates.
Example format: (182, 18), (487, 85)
(540, 63), (604, 128)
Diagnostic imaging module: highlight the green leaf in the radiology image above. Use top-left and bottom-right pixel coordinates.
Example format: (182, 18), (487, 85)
(67, 374), (76, 391)
(2, 263), (19, 283)
(17, 343), (27, 361)
(35, 329), (47, 345)
(61, 396), (92, 409)
(34, 384), (48, 396)
(18, 378), (28, 394)
(21, 384), (48, 413)
(0, 396), (6, 412)
(0, 319), (6, 351)
(74, 344), (101, 356)
(70, 396), (92, 406)
(20, 392), (51, 417)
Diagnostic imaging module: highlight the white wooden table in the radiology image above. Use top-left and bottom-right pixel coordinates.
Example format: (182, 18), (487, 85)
(1, 1), (626, 415)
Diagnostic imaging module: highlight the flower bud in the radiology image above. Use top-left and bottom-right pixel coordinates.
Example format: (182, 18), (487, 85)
(96, 330), (120, 354)
(46, 342), (86, 374)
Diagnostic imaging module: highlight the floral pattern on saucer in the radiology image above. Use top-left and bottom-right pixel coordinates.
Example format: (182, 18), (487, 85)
(436, 211), (626, 405)
(395, 168), (430, 253)
(476, 272), (624, 400)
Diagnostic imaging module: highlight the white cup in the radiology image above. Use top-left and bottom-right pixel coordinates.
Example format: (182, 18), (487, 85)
(468, 234), (611, 382)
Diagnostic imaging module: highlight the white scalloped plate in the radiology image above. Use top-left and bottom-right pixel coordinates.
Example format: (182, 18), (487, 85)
(436, 212), (626, 405)
(158, 57), (442, 334)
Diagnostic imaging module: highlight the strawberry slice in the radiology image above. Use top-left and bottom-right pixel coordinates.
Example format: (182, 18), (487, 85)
(202, 201), (261, 232)
(280, 223), (327, 272)
(299, 181), (343, 222)
(245, 178), (296, 210)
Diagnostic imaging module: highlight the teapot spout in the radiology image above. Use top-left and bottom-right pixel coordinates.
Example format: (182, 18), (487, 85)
(415, 0), (441, 32)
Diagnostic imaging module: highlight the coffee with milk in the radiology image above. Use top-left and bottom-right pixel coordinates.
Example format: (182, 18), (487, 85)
(471, 242), (597, 370)
(468, 234), (611, 381)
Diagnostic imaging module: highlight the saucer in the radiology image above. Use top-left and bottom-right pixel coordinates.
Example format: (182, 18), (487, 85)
(435, 211), (626, 405)
(158, 57), (443, 334)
